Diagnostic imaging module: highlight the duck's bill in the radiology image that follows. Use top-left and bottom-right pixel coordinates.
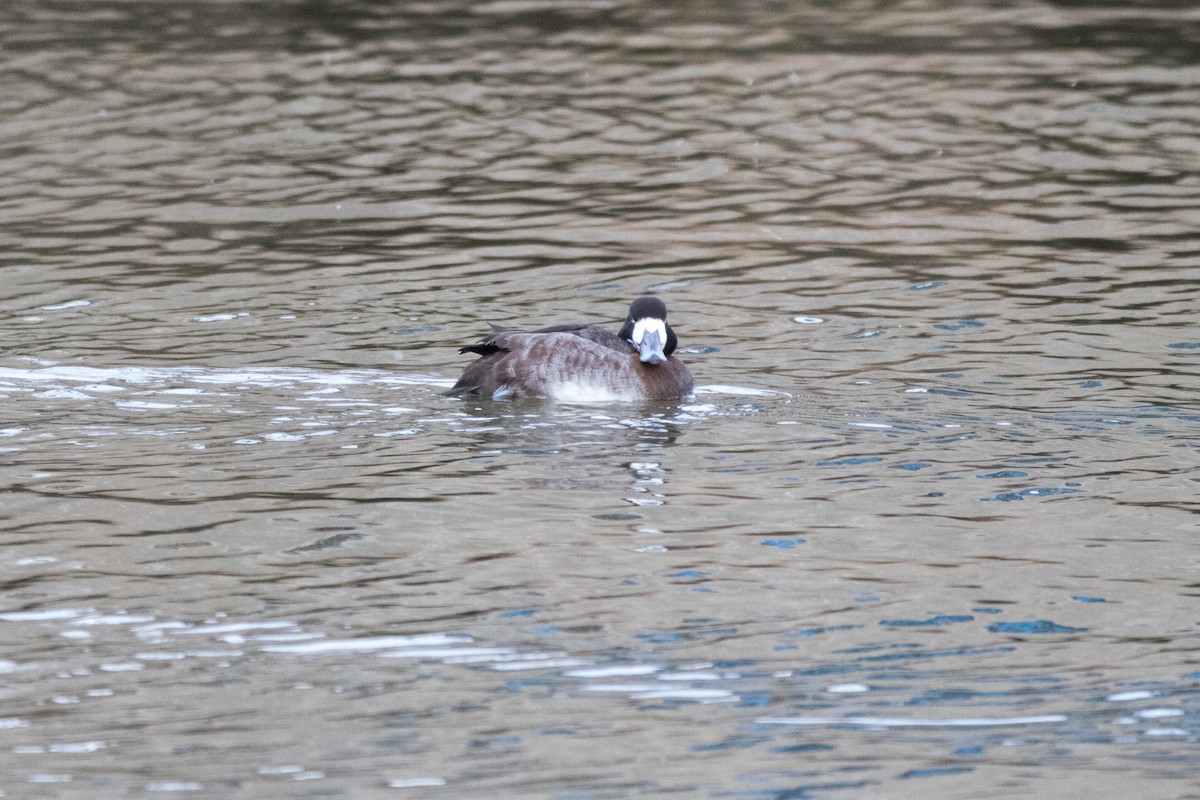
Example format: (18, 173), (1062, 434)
(637, 329), (667, 364)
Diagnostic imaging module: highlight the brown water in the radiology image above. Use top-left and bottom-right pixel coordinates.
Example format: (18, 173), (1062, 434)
(2, 1), (1198, 798)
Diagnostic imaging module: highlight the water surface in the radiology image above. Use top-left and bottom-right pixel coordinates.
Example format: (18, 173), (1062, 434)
(2, 1), (1198, 797)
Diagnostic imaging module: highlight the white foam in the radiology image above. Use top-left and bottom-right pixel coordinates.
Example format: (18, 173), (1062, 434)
(695, 384), (786, 397)
(378, 647), (512, 660)
(0, 365), (451, 393)
(490, 658), (593, 671)
(49, 741), (105, 753)
(260, 634), (472, 655)
(758, 715), (1067, 728)
(1136, 708), (1183, 719)
(71, 614), (156, 626)
(36, 388), (93, 399)
(193, 313), (246, 322)
(565, 665), (662, 678)
(826, 683), (870, 694)
(175, 621), (298, 636)
(388, 777), (446, 788)
(630, 688), (735, 701)
(657, 671), (722, 681)
(0, 608), (92, 622)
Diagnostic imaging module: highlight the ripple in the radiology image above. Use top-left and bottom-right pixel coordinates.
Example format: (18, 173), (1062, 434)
(3, 1), (1199, 797)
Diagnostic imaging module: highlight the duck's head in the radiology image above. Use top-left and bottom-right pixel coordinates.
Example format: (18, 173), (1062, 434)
(619, 296), (679, 365)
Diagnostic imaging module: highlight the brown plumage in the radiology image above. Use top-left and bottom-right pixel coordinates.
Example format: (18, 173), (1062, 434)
(445, 297), (694, 401)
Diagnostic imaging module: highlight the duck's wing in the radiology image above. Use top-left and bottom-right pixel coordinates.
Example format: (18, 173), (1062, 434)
(533, 323), (630, 353)
(458, 322), (628, 357)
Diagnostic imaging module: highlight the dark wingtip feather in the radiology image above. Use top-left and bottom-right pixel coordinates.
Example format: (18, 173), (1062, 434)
(458, 325), (512, 357)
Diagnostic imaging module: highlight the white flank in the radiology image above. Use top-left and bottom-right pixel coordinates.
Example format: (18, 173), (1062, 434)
(548, 379), (639, 403)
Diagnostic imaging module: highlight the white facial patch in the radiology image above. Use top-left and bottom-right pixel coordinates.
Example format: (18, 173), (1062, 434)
(631, 317), (666, 346)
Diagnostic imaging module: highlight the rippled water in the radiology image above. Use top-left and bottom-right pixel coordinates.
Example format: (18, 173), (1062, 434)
(2, 1), (1198, 797)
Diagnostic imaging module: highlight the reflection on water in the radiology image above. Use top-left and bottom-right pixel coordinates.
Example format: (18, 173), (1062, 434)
(2, 0), (1199, 797)
(1, 598), (1197, 795)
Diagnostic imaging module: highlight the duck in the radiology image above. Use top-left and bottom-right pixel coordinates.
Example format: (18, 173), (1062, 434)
(445, 296), (694, 401)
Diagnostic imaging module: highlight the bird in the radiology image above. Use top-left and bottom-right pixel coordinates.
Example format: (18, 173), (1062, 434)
(445, 296), (694, 401)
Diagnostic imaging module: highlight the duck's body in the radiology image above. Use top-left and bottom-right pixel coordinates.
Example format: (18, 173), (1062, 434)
(446, 297), (694, 402)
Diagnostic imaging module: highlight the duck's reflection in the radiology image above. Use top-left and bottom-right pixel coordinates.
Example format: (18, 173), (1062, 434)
(446, 401), (689, 504)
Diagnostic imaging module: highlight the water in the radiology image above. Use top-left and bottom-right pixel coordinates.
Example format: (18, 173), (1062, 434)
(2, 1), (1198, 797)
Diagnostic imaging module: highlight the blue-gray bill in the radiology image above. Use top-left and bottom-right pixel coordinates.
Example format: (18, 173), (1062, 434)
(637, 328), (666, 364)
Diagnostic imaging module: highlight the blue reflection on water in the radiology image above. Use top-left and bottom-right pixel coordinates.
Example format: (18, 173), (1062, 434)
(901, 765), (974, 779)
(933, 320), (985, 331)
(880, 615), (974, 628)
(988, 621), (1087, 634)
(983, 487), (1084, 501)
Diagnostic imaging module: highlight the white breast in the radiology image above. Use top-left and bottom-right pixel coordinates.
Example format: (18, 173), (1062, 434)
(546, 378), (641, 403)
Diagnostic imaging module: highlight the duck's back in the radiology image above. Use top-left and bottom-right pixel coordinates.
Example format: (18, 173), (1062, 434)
(522, 322), (630, 353)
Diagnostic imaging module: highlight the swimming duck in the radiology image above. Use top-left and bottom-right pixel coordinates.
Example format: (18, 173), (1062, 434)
(445, 296), (694, 401)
